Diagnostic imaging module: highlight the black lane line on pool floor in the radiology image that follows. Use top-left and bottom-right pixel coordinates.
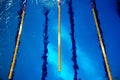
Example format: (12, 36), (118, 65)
(67, 0), (81, 80)
(91, 0), (109, 79)
(41, 7), (49, 80)
(117, 0), (120, 17)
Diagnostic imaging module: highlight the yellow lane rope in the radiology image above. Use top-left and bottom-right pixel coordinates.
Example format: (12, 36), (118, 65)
(58, 0), (61, 71)
(8, 11), (25, 80)
(92, 8), (112, 80)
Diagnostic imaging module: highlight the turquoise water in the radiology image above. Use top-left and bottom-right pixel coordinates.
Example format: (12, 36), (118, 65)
(0, 0), (120, 80)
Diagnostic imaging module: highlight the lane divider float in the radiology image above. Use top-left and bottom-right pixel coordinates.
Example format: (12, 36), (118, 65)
(58, 0), (61, 71)
(8, 0), (27, 79)
(90, 1), (112, 80)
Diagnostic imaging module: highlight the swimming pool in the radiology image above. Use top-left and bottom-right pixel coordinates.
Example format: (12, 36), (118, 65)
(0, 0), (120, 80)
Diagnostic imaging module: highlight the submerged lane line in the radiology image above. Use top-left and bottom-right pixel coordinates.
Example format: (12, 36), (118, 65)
(91, 2), (112, 80)
(8, 10), (25, 80)
(58, 0), (61, 71)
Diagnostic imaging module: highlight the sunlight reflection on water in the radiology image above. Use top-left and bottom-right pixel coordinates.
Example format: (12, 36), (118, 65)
(41, 0), (65, 8)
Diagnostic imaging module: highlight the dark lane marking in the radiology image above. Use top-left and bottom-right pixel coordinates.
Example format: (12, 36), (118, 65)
(67, 0), (80, 80)
(41, 7), (49, 80)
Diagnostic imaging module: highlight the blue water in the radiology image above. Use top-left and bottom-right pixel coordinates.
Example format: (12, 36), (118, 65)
(0, 0), (120, 80)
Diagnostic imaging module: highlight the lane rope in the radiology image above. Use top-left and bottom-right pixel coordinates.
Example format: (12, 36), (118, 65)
(8, 1), (26, 79)
(91, 1), (112, 80)
(58, 0), (61, 71)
